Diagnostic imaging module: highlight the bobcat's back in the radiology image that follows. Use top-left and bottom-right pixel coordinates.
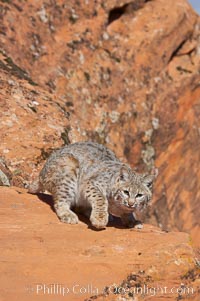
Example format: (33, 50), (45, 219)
(40, 141), (119, 180)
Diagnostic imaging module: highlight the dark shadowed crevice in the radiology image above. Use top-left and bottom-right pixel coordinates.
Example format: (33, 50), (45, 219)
(167, 30), (195, 64)
(168, 38), (188, 63)
(107, 0), (152, 25)
(0, 55), (37, 86)
(108, 4), (130, 25)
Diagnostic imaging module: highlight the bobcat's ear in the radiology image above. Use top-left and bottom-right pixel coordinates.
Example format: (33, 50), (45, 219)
(142, 168), (158, 188)
(118, 165), (131, 182)
(142, 174), (154, 188)
(142, 172), (157, 189)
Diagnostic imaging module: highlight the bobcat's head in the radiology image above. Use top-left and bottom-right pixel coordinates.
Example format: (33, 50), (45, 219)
(109, 165), (155, 215)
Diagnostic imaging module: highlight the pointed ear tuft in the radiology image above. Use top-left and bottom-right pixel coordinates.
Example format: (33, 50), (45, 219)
(118, 165), (131, 182)
(150, 167), (159, 178)
(142, 174), (155, 189)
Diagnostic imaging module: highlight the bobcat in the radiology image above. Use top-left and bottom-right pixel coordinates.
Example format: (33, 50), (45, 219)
(29, 141), (155, 229)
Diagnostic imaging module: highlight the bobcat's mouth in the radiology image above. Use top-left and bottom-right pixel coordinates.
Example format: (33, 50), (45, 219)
(123, 201), (146, 211)
(122, 202), (137, 211)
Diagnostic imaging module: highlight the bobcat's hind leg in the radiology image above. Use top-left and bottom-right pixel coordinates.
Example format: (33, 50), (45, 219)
(51, 154), (80, 224)
(54, 199), (79, 224)
(53, 180), (79, 224)
(28, 178), (43, 194)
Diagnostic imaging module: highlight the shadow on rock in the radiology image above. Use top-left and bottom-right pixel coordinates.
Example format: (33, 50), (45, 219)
(36, 193), (55, 213)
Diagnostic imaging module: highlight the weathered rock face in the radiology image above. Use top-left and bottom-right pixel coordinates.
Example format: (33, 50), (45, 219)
(0, 51), (69, 185)
(0, 187), (199, 301)
(0, 0), (199, 246)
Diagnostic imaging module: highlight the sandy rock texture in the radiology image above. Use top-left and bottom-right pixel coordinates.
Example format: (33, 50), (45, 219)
(0, 51), (69, 184)
(0, 186), (199, 301)
(0, 0), (199, 267)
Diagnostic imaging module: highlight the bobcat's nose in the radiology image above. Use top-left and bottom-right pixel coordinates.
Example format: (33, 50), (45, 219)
(128, 199), (136, 207)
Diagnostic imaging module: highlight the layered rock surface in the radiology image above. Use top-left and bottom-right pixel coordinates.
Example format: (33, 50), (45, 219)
(0, 187), (199, 301)
(0, 0), (199, 265)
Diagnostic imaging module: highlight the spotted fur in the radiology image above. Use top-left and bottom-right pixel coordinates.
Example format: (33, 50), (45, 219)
(29, 142), (155, 229)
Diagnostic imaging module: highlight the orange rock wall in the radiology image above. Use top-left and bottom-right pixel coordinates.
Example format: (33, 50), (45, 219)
(0, 0), (200, 245)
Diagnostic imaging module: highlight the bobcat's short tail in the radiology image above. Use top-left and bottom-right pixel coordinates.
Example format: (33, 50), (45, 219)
(28, 178), (42, 194)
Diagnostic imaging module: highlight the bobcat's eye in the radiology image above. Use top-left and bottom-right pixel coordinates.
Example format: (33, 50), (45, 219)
(136, 193), (143, 198)
(123, 190), (130, 196)
(146, 182), (152, 188)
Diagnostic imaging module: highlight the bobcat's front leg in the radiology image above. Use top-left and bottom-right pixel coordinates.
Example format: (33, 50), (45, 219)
(85, 183), (109, 229)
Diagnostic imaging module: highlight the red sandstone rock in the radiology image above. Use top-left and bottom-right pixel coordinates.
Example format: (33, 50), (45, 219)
(0, 1), (199, 245)
(0, 51), (69, 183)
(0, 187), (199, 301)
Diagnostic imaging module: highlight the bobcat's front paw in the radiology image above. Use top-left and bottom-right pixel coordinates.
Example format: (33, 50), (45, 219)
(90, 212), (109, 229)
(121, 214), (143, 229)
(60, 211), (79, 224)
(134, 221), (143, 229)
(124, 219), (143, 229)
